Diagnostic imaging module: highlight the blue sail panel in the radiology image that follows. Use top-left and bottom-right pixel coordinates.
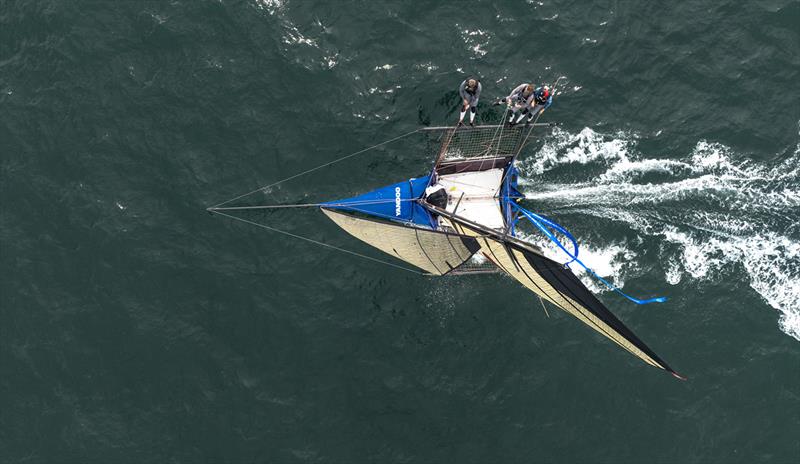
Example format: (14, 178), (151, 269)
(500, 164), (524, 232)
(322, 176), (435, 228)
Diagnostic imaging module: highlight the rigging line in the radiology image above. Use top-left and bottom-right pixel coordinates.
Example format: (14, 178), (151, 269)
(207, 198), (419, 212)
(210, 128), (420, 209)
(483, 105), (509, 172)
(435, 123), (458, 167)
(512, 203), (667, 304)
(538, 293), (551, 318)
(210, 210), (430, 276)
(492, 77), (566, 199)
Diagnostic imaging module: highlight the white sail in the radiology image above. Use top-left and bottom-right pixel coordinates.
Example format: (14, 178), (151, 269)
(321, 208), (480, 275)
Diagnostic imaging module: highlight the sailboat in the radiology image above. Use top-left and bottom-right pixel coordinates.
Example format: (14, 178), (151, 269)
(210, 123), (683, 379)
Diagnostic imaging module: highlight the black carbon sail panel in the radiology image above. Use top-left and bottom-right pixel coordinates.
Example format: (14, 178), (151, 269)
(431, 203), (679, 376)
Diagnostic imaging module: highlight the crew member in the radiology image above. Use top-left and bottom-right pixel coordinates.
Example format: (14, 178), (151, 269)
(525, 85), (553, 122)
(458, 78), (481, 126)
(498, 83), (535, 126)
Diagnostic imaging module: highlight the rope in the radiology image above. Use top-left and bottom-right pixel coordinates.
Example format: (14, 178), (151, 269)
(538, 296), (551, 318)
(207, 198), (419, 212)
(493, 77), (564, 198)
(434, 124), (458, 167)
(209, 210), (430, 276)
(511, 202), (668, 305)
(515, 76), (564, 159)
(211, 128), (420, 209)
(482, 105), (510, 171)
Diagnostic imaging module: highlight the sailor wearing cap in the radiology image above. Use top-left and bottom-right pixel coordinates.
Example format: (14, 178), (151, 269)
(525, 85), (553, 123)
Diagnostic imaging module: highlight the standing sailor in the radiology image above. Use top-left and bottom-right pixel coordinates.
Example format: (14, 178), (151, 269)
(458, 78), (482, 126)
(498, 83), (535, 126)
(525, 85), (553, 123)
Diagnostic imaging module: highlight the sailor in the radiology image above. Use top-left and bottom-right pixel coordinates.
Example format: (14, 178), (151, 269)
(525, 85), (553, 123)
(458, 78), (482, 126)
(497, 83), (535, 126)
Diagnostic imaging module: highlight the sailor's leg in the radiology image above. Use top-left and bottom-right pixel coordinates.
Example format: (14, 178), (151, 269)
(507, 108), (517, 125)
(508, 104), (521, 125)
(458, 100), (469, 124)
(513, 108), (528, 124)
(469, 101), (477, 125)
(527, 104), (543, 122)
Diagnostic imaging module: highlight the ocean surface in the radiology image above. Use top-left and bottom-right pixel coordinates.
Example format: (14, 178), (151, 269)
(2, 0), (799, 462)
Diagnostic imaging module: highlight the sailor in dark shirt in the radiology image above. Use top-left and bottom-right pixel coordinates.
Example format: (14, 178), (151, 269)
(525, 86), (553, 122)
(458, 78), (482, 126)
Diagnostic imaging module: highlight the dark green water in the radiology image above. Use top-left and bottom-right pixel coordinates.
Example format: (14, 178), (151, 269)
(2, 0), (799, 462)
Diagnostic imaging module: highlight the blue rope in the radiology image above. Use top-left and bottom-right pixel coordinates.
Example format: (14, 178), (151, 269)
(524, 211), (579, 265)
(511, 203), (667, 305)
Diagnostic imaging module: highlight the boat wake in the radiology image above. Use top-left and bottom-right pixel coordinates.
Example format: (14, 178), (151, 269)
(516, 127), (800, 341)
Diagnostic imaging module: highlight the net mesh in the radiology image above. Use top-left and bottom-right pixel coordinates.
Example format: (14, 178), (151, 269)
(424, 125), (529, 165)
(447, 253), (501, 275)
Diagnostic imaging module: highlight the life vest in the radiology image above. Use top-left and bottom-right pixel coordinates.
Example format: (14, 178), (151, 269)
(534, 86), (550, 104)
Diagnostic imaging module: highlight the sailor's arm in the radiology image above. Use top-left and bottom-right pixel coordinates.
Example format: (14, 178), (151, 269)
(508, 84), (528, 106)
(541, 95), (553, 112)
(458, 80), (470, 107)
(510, 83), (527, 96)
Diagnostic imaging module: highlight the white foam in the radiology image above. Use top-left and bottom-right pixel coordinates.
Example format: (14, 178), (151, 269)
(283, 25), (318, 47)
(458, 26), (491, 58)
(263, 1), (345, 71)
(324, 53), (338, 69)
(414, 62), (438, 73)
(660, 226), (800, 341)
(664, 258), (682, 285)
(515, 231), (637, 294)
(520, 127), (633, 175)
(518, 126), (800, 341)
(254, 0), (284, 16)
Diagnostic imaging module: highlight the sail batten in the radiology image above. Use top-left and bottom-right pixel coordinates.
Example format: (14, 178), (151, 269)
(314, 123), (679, 377)
(430, 203), (677, 375)
(321, 208), (479, 276)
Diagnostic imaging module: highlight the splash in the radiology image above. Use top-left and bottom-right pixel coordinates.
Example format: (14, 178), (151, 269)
(518, 127), (800, 341)
(457, 26), (491, 58)
(254, 0), (284, 16)
(255, 0), (341, 71)
(518, 229), (639, 294)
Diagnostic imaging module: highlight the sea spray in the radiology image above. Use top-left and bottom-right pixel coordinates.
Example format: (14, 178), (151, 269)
(518, 127), (800, 341)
